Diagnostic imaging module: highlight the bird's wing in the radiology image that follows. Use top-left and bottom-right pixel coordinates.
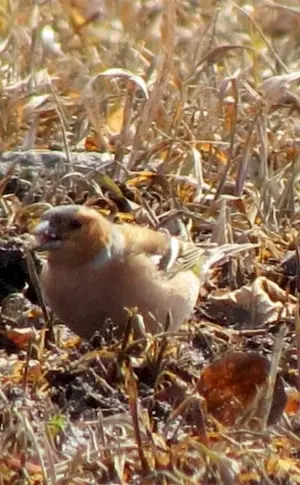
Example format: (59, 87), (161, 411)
(120, 224), (257, 280)
(162, 242), (258, 280)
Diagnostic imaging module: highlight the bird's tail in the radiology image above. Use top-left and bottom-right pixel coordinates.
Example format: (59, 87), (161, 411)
(194, 242), (258, 281)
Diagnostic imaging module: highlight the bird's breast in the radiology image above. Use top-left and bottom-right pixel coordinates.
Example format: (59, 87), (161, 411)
(41, 259), (127, 337)
(40, 255), (200, 339)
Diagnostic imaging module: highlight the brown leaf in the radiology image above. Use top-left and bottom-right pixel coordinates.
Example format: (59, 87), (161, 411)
(197, 351), (286, 426)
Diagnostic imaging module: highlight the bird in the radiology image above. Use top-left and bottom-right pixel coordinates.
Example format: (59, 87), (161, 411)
(32, 204), (256, 340)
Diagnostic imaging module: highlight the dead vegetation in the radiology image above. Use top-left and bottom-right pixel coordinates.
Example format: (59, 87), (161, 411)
(1, 0), (300, 483)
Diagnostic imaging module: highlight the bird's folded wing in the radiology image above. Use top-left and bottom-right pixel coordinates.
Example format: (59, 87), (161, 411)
(120, 224), (257, 280)
(161, 242), (258, 280)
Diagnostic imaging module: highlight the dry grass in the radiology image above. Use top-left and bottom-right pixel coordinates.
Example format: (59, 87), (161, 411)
(1, 0), (300, 483)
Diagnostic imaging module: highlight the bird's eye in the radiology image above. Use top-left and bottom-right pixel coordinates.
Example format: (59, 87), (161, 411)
(68, 219), (82, 231)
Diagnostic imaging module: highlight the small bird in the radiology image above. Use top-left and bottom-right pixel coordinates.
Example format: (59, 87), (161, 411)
(32, 205), (256, 339)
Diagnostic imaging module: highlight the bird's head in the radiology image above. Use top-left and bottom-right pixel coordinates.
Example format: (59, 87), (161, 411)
(33, 205), (112, 267)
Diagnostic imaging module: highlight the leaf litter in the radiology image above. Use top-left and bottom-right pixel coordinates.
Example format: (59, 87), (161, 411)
(1, 0), (300, 483)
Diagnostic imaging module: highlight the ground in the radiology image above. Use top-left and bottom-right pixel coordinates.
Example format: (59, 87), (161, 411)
(0, 0), (300, 483)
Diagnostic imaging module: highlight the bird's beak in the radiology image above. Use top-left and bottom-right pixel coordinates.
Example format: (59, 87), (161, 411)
(33, 220), (63, 251)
